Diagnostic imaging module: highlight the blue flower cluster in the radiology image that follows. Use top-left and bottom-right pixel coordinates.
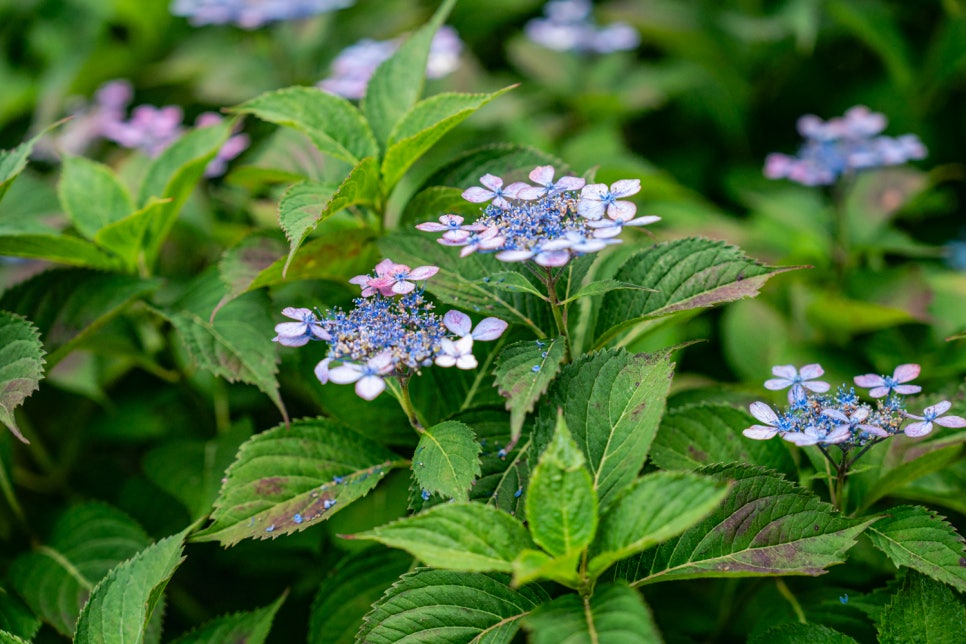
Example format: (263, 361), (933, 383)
(744, 363), (965, 447)
(764, 106), (927, 186)
(170, 0), (353, 28)
(525, 0), (640, 54)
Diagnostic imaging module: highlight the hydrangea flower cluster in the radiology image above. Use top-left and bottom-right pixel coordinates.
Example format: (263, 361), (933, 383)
(764, 106), (927, 186)
(318, 26), (462, 100)
(417, 165), (657, 267)
(170, 0), (354, 28)
(273, 259), (507, 400)
(744, 363), (965, 447)
(525, 0), (640, 54)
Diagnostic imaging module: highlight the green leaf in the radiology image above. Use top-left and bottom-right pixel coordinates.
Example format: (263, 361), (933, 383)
(588, 471), (730, 579)
(0, 123), (60, 203)
(559, 280), (657, 306)
(750, 623), (859, 644)
(493, 337), (568, 442)
(0, 234), (122, 270)
(612, 464), (873, 586)
(419, 143), (565, 195)
(350, 503), (533, 572)
(73, 529), (187, 644)
(92, 197), (170, 271)
(0, 584), (41, 641)
(524, 583), (661, 644)
(650, 403), (797, 477)
(527, 410), (598, 558)
(866, 505), (966, 593)
(511, 549), (582, 588)
(309, 548), (413, 644)
(169, 592), (286, 644)
(400, 186), (478, 228)
(0, 312), (45, 444)
(594, 237), (800, 347)
(477, 272), (546, 299)
(413, 421), (481, 502)
(381, 88), (514, 189)
(464, 409), (531, 519)
(59, 156), (134, 242)
(232, 86), (377, 164)
(0, 631), (31, 644)
(8, 503), (151, 637)
(279, 162), (380, 274)
(358, 569), (549, 644)
(0, 269), (160, 367)
(877, 573), (966, 644)
(193, 418), (399, 546)
(362, 0), (456, 146)
(210, 233), (288, 320)
(535, 348), (674, 510)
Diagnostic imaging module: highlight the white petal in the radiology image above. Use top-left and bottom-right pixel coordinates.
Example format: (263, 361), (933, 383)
(609, 179), (641, 198)
(556, 176), (585, 191)
(802, 381), (830, 393)
(529, 165), (555, 185)
(462, 186), (494, 203)
(314, 358), (332, 384)
(605, 200), (637, 221)
(454, 335), (475, 355)
(771, 365), (798, 379)
(355, 375), (386, 400)
(903, 421), (932, 437)
(580, 183), (608, 200)
(577, 199), (606, 220)
(328, 364), (363, 384)
(623, 215), (661, 227)
(369, 351), (395, 373)
(784, 432), (820, 446)
(743, 425), (778, 440)
(496, 249), (535, 263)
(749, 401), (778, 425)
(274, 321), (308, 336)
(443, 310), (472, 336)
(479, 173), (503, 190)
(456, 354), (478, 370)
(798, 363), (824, 379)
(435, 354), (457, 368)
(516, 186), (545, 200)
(852, 407), (870, 422)
(534, 249), (571, 267)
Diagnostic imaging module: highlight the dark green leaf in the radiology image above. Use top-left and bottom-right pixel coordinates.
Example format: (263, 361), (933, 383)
(750, 623), (859, 644)
(0, 312), (45, 443)
(399, 186), (478, 228)
(0, 584), (41, 641)
(193, 418), (400, 546)
(169, 592), (286, 644)
(0, 235), (122, 270)
(462, 408), (531, 519)
(420, 144), (565, 194)
(413, 421), (481, 502)
(93, 198), (170, 272)
(59, 156), (134, 241)
(524, 583), (660, 644)
(559, 280), (657, 306)
(0, 123), (60, 203)
(877, 573), (966, 644)
(493, 337), (567, 442)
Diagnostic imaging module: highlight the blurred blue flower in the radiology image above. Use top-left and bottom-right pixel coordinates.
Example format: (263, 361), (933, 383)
(170, 0), (354, 29)
(526, 0), (639, 54)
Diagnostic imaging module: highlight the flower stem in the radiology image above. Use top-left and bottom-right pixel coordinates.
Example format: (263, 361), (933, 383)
(541, 266), (572, 360)
(387, 377), (426, 433)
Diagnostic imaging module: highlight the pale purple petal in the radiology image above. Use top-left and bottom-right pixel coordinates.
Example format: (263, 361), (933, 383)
(275, 321), (308, 336)
(743, 425), (778, 440)
(281, 307), (312, 320)
(355, 375), (386, 400)
(502, 181), (530, 199)
(935, 415), (966, 428)
(328, 364), (363, 384)
(606, 200), (637, 221)
(373, 258), (395, 276)
(556, 176), (585, 191)
(904, 421), (932, 437)
(623, 215), (661, 227)
(581, 183), (609, 200)
(892, 384), (922, 395)
(825, 426), (852, 444)
(529, 165), (555, 185)
(859, 424), (889, 437)
(534, 249), (572, 267)
(924, 401), (952, 417)
(784, 432), (820, 446)
(496, 249), (536, 262)
(577, 199), (606, 220)
(407, 265), (439, 280)
(539, 238), (574, 252)
(517, 186), (546, 200)
(314, 358), (332, 384)
(416, 221), (449, 231)
(440, 214), (464, 226)
(369, 351), (395, 373)
(821, 408), (849, 422)
(764, 378), (792, 390)
(749, 401), (778, 425)
(893, 363), (920, 383)
(852, 407), (870, 422)
(771, 365), (798, 380)
(854, 374), (885, 388)
(274, 333), (311, 347)
(591, 224), (623, 239)
(802, 381), (831, 393)
(479, 174), (503, 191)
(609, 179), (641, 198)
(799, 363), (824, 379)
(443, 310), (472, 336)
(442, 230), (472, 243)
(471, 317), (508, 341)
(462, 186), (495, 202)
(868, 386), (890, 398)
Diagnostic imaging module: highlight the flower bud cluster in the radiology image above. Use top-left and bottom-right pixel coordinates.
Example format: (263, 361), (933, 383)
(744, 363), (965, 448)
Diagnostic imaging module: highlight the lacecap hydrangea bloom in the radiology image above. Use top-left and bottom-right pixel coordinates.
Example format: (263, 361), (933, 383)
(525, 0), (640, 54)
(744, 363), (964, 447)
(764, 106), (927, 186)
(171, 0), (354, 28)
(273, 259), (507, 400)
(417, 165), (658, 267)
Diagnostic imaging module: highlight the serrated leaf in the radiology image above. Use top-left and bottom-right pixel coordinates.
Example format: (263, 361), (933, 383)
(588, 471), (730, 579)
(59, 156), (134, 241)
(594, 237), (800, 347)
(413, 421), (481, 502)
(650, 403), (797, 476)
(193, 418), (400, 546)
(310, 548), (413, 644)
(523, 583), (660, 644)
(351, 503), (533, 572)
(534, 348), (674, 510)
(8, 503), (151, 637)
(381, 88), (514, 189)
(169, 592), (286, 644)
(0, 269), (160, 367)
(232, 86), (378, 164)
(750, 623), (859, 644)
(0, 122), (61, 202)
(420, 143), (565, 193)
(210, 233), (288, 320)
(358, 569), (549, 644)
(527, 411), (597, 558)
(73, 529), (187, 644)
(462, 409), (531, 519)
(92, 198), (170, 271)
(0, 583), (41, 641)
(877, 573), (966, 644)
(511, 549), (582, 588)
(494, 337), (567, 442)
(611, 464), (873, 586)
(0, 234), (122, 270)
(362, 0), (456, 146)
(0, 312), (45, 443)
(280, 161), (379, 274)
(0, 632), (30, 644)
(866, 505), (966, 593)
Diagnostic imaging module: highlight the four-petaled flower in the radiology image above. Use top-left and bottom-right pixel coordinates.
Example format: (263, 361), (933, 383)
(517, 165), (586, 200)
(577, 179), (641, 220)
(415, 214), (485, 235)
(350, 258), (438, 296)
(435, 336), (477, 369)
(854, 364), (921, 398)
(272, 307), (330, 346)
(765, 364), (831, 403)
(462, 174), (530, 209)
(325, 352), (395, 400)
(903, 401), (966, 437)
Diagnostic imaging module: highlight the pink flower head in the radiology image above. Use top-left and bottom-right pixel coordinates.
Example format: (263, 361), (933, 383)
(854, 364), (921, 398)
(577, 179), (641, 221)
(462, 174), (530, 209)
(415, 214), (486, 234)
(765, 364), (831, 403)
(273, 307), (330, 347)
(442, 310), (508, 341)
(903, 401), (966, 438)
(350, 259), (438, 296)
(742, 402), (784, 440)
(325, 352), (395, 400)
(517, 165), (586, 200)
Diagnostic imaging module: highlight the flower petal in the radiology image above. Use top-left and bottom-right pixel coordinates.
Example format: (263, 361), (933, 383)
(529, 165), (555, 186)
(328, 364), (362, 384)
(868, 386), (890, 399)
(609, 179), (641, 198)
(935, 415), (966, 428)
(556, 176), (585, 191)
(924, 401), (952, 417)
(623, 215), (661, 227)
(281, 307), (312, 320)
(605, 200), (637, 221)
(904, 421), (933, 437)
(416, 222), (448, 231)
(274, 334), (310, 347)
(435, 354), (457, 367)
(764, 378), (792, 390)
(893, 363), (920, 383)
(391, 280), (416, 295)
(821, 408), (848, 422)
(456, 354), (478, 370)
(771, 365), (798, 380)
(496, 249), (535, 263)
(274, 321), (308, 336)
(798, 363), (825, 379)
(743, 425), (778, 440)
(314, 358), (332, 384)
(471, 317), (508, 341)
(355, 375), (386, 400)
(802, 381), (830, 393)
(534, 249), (572, 267)
(854, 374), (885, 388)
(406, 265), (439, 280)
(859, 424), (889, 437)
(479, 174), (503, 191)
(577, 199), (606, 220)
(749, 401), (778, 425)
(443, 310), (472, 336)
(892, 385), (922, 395)
(462, 186), (494, 202)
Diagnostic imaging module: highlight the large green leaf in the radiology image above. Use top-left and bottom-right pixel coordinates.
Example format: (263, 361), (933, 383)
(381, 88), (514, 189)
(193, 418), (400, 546)
(358, 569), (549, 644)
(526, 411), (597, 558)
(462, 408), (531, 519)
(92, 198), (170, 271)
(588, 471), (730, 579)
(73, 529), (187, 644)
(232, 86), (378, 164)
(169, 592), (286, 644)
(350, 503), (533, 572)
(0, 123), (60, 203)
(279, 162), (380, 274)
(362, 0), (456, 146)
(0, 235), (122, 270)
(523, 583), (660, 644)
(0, 312), (45, 443)
(866, 505), (966, 593)
(750, 624), (859, 644)
(0, 269), (160, 367)
(534, 348), (674, 510)
(413, 421), (481, 502)
(612, 464), (873, 586)
(876, 573), (966, 644)
(594, 237), (799, 347)
(0, 585), (40, 642)
(493, 337), (567, 442)
(8, 503), (151, 637)
(58, 156), (134, 242)
(309, 548), (413, 644)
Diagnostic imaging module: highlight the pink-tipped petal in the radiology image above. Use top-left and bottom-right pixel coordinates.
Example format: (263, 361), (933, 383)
(771, 365), (798, 379)
(556, 176), (585, 191)
(416, 222), (448, 231)
(893, 363), (920, 383)
(407, 265), (439, 280)
(502, 182), (530, 198)
(749, 401), (778, 425)
(472, 317), (508, 341)
(348, 274), (370, 286)
(743, 425), (778, 440)
(462, 186), (495, 202)
(904, 421), (932, 437)
(854, 374), (884, 387)
(373, 258), (395, 275)
(529, 165), (555, 185)
(443, 310), (472, 336)
(534, 249), (571, 267)
(798, 363), (824, 379)
(355, 375), (386, 400)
